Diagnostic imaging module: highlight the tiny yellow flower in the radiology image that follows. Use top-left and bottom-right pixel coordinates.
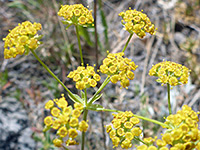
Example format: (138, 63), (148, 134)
(54, 95), (68, 108)
(125, 132), (134, 140)
(136, 145), (148, 150)
(72, 109), (81, 118)
(117, 128), (125, 136)
(74, 102), (84, 110)
(57, 126), (68, 138)
(44, 116), (53, 126)
(69, 117), (79, 127)
(66, 139), (78, 146)
(51, 107), (61, 117)
(131, 127), (142, 136)
(124, 121), (133, 129)
(121, 139), (132, 149)
(68, 128), (78, 139)
(112, 136), (120, 148)
(52, 119), (61, 130)
(45, 100), (54, 109)
(53, 138), (63, 147)
(106, 125), (112, 133)
(78, 120), (89, 132)
(130, 117), (140, 125)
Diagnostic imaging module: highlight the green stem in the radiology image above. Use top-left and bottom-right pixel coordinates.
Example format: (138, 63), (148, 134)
(122, 33), (133, 52)
(96, 108), (169, 128)
(88, 76), (110, 105)
(134, 137), (147, 145)
(133, 114), (168, 128)
(167, 83), (172, 115)
(81, 109), (88, 150)
(30, 49), (80, 103)
(84, 89), (87, 106)
(75, 25), (84, 65)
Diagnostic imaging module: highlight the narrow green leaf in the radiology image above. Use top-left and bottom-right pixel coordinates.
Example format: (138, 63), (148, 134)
(89, 93), (102, 104)
(68, 93), (83, 104)
(81, 91), (85, 99)
(78, 26), (94, 46)
(43, 126), (51, 132)
(7, 1), (27, 10)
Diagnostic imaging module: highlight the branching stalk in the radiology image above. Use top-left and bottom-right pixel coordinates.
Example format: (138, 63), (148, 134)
(30, 49), (80, 103)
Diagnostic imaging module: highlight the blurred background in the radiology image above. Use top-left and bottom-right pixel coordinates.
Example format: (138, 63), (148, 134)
(0, 0), (199, 149)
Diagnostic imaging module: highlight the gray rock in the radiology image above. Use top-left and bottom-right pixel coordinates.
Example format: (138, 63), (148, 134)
(0, 98), (36, 150)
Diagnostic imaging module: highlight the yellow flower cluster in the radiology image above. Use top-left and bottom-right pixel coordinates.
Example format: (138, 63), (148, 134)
(106, 111), (142, 149)
(67, 65), (101, 90)
(3, 21), (42, 59)
(99, 52), (138, 89)
(43, 94), (88, 147)
(119, 8), (156, 38)
(162, 105), (200, 150)
(57, 4), (94, 26)
(136, 105), (200, 150)
(149, 60), (190, 86)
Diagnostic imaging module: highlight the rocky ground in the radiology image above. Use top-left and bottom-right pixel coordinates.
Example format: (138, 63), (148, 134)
(0, 0), (199, 150)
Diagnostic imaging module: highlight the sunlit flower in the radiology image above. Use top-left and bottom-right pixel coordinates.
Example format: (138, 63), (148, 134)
(119, 8), (157, 38)
(43, 94), (88, 148)
(99, 51), (138, 89)
(58, 4), (94, 27)
(68, 65), (100, 90)
(149, 60), (190, 86)
(105, 111), (142, 149)
(3, 21), (42, 59)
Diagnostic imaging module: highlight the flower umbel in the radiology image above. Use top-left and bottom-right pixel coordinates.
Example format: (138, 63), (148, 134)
(119, 8), (157, 38)
(43, 94), (89, 148)
(106, 111), (142, 149)
(136, 105), (200, 150)
(99, 51), (138, 89)
(3, 21), (42, 59)
(67, 65), (101, 90)
(149, 60), (190, 86)
(58, 4), (94, 27)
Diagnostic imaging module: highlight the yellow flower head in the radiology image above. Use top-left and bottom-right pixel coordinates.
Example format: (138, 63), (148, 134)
(58, 4), (94, 27)
(3, 21), (42, 59)
(68, 65), (101, 90)
(161, 105), (200, 148)
(43, 95), (88, 148)
(100, 51), (138, 89)
(119, 8), (157, 38)
(149, 60), (190, 86)
(106, 111), (141, 149)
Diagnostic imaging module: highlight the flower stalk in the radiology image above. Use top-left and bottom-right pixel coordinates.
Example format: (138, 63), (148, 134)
(75, 25), (84, 65)
(167, 83), (172, 115)
(122, 33), (133, 52)
(30, 49), (80, 103)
